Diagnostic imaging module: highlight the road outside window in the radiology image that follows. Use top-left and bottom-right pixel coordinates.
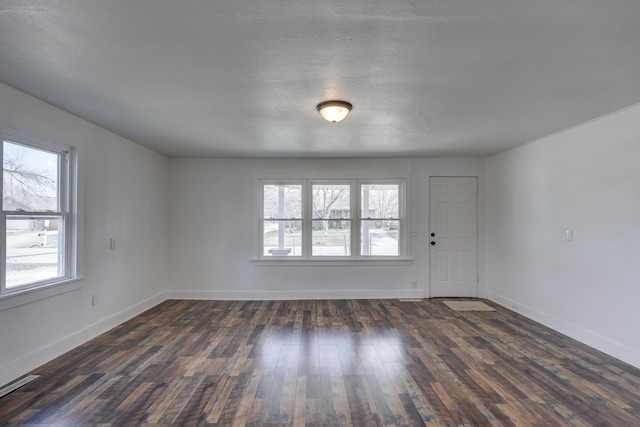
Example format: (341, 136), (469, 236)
(2, 133), (77, 295)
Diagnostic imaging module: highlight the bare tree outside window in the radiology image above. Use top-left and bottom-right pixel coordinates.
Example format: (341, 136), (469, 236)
(3, 140), (63, 289)
(259, 179), (404, 259)
(262, 184), (302, 256)
(311, 184), (351, 256)
(367, 185), (399, 228)
(3, 142), (58, 211)
(263, 184), (301, 220)
(361, 184), (400, 256)
(312, 184), (350, 233)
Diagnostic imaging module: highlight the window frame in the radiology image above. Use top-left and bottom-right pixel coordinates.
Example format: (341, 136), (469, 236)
(255, 174), (409, 262)
(358, 179), (405, 258)
(310, 180), (355, 258)
(259, 180), (305, 258)
(1, 128), (78, 296)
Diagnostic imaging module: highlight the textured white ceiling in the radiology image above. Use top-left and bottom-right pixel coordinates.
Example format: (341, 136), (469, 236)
(1, 0), (640, 158)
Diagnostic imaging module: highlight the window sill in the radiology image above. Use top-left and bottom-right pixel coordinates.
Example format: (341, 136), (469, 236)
(251, 258), (413, 267)
(0, 277), (84, 312)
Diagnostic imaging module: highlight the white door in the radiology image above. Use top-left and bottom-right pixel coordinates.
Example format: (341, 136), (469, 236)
(429, 177), (478, 297)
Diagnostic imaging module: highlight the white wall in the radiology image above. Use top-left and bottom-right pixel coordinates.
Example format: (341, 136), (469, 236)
(0, 83), (170, 386)
(0, 83), (486, 387)
(486, 104), (640, 368)
(168, 157), (485, 300)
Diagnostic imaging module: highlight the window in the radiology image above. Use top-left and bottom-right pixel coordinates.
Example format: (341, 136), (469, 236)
(361, 182), (401, 256)
(259, 178), (406, 260)
(262, 183), (302, 256)
(2, 129), (77, 295)
(312, 183), (352, 257)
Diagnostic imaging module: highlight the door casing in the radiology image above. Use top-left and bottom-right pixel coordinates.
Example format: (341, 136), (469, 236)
(427, 176), (478, 298)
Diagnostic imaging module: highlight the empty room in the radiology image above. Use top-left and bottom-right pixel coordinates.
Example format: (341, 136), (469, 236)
(1, 0), (639, 425)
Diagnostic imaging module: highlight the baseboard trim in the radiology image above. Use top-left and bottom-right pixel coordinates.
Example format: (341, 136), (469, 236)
(166, 289), (423, 301)
(0, 291), (167, 388)
(488, 292), (640, 369)
(0, 375), (40, 399)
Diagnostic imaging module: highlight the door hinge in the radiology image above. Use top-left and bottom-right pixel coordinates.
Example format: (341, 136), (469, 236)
(476, 274), (480, 283)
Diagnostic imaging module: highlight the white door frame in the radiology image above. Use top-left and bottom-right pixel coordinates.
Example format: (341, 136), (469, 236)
(425, 176), (479, 298)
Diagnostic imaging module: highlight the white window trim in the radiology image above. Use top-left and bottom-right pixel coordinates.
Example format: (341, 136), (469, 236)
(0, 277), (83, 311)
(1, 127), (79, 298)
(253, 172), (411, 263)
(259, 179), (305, 259)
(309, 180), (355, 258)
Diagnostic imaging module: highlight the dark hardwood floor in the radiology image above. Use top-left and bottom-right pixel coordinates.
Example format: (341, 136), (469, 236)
(2, 299), (640, 426)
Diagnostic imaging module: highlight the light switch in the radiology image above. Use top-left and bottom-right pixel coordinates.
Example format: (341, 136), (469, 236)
(566, 229), (574, 241)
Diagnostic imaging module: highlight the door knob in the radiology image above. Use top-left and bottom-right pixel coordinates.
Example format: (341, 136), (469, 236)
(430, 241), (436, 245)
(430, 233), (435, 237)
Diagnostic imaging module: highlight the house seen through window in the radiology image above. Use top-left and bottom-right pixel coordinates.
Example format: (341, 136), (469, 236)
(260, 179), (404, 259)
(2, 133), (77, 294)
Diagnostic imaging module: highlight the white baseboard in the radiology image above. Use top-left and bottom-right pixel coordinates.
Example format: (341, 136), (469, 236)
(166, 289), (423, 301)
(0, 291), (167, 388)
(488, 291), (640, 370)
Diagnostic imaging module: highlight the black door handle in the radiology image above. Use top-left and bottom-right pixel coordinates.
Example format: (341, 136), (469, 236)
(430, 233), (435, 237)
(430, 241), (436, 245)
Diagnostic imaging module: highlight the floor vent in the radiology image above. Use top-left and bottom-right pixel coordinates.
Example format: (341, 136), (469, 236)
(0, 375), (39, 399)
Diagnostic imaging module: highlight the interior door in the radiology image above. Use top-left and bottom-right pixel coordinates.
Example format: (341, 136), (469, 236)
(429, 177), (478, 297)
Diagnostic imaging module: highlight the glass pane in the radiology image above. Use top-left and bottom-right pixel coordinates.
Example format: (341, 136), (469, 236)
(5, 215), (64, 288)
(3, 141), (60, 211)
(263, 220), (301, 256)
(312, 184), (350, 219)
(361, 220), (399, 256)
(312, 220), (351, 256)
(361, 184), (399, 219)
(263, 184), (302, 219)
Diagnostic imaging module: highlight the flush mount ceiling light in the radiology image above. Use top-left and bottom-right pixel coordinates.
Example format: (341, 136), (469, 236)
(316, 100), (352, 123)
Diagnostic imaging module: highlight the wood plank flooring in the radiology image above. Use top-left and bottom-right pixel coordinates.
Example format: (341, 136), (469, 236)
(2, 299), (640, 426)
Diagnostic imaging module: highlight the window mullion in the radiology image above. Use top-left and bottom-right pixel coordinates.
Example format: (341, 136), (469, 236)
(58, 214), (66, 276)
(399, 180), (405, 257)
(4, 211), (64, 217)
(0, 212), (6, 293)
(302, 180), (313, 259)
(57, 153), (64, 212)
(352, 181), (359, 259)
(258, 184), (264, 256)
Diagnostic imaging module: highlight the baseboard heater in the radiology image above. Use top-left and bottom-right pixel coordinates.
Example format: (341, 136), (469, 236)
(0, 375), (40, 399)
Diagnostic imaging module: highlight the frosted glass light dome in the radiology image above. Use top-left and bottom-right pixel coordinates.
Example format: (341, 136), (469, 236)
(316, 100), (352, 123)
